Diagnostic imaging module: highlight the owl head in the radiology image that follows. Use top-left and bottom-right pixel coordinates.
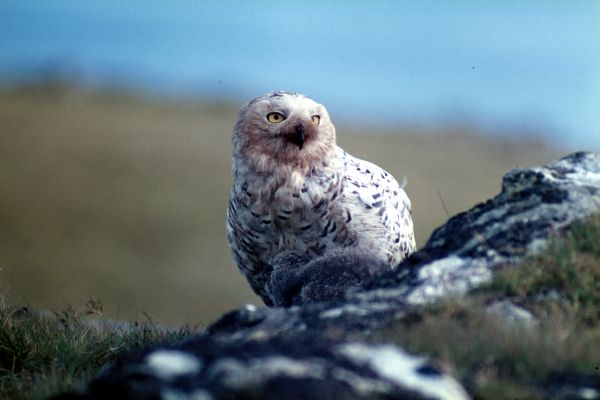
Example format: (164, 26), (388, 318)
(232, 91), (337, 173)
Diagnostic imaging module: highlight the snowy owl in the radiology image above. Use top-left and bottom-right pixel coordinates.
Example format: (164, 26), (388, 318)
(227, 91), (416, 305)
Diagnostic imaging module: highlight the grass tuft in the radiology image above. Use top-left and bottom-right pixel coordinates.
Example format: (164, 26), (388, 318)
(0, 298), (199, 399)
(488, 215), (600, 326)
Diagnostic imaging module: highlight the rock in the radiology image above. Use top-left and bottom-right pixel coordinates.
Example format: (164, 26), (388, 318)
(485, 300), (537, 328)
(357, 151), (600, 306)
(75, 338), (468, 400)
(60, 152), (600, 399)
(544, 373), (600, 400)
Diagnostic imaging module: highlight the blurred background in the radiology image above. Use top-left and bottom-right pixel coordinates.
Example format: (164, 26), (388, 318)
(1, 1), (598, 325)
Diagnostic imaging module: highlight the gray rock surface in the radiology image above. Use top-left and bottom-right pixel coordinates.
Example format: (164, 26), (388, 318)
(485, 300), (537, 328)
(59, 152), (600, 400)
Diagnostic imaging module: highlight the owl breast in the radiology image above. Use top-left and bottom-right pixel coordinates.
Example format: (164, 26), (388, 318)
(229, 164), (356, 270)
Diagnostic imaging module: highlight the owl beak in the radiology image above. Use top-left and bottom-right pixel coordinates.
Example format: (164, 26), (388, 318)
(291, 124), (305, 150)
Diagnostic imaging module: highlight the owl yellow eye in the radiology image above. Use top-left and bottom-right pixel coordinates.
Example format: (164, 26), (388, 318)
(311, 115), (321, 125)
(266, 112), (286, 123)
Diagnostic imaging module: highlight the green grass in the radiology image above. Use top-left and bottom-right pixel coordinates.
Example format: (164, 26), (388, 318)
(377, 214), (600, 399)
(0, 297), (198, 399)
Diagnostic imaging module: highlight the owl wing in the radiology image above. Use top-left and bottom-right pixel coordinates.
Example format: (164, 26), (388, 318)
(340, 149), (416, 264)
(226, 193), (274, 305)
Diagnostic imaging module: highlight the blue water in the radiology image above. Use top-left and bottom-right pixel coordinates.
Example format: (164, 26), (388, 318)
(2, 1), (599, 149)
